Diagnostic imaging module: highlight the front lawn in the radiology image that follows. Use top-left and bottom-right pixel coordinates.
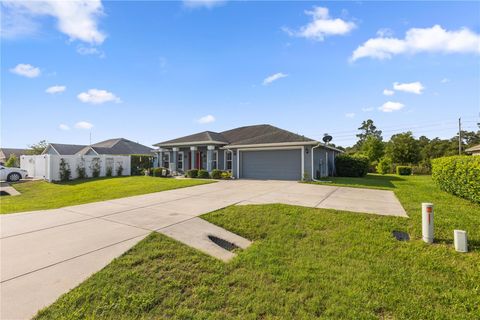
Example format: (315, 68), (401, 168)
(1, 176), (213, 214)
(35, 175), (480, 319)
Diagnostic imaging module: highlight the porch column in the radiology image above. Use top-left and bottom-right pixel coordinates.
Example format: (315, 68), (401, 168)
(171, 147), (178, 172)
(207, 145), (214, 172)
(157, 150), (163, 168)
(190, 146), (197, 169)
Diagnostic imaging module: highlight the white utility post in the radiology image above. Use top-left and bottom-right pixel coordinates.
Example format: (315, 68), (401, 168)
(454, 230), (468, 252)
(422, 203), (434, 243)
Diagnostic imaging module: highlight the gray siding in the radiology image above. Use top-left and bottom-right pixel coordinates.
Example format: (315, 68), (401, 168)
(312, 146), (339, 178)
(240, 149), (302, 180)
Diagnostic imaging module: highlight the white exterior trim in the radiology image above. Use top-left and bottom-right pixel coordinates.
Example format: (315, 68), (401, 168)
(190, 146), (198, 151)
(212, 150), (218, 169)
(301, 146), (305, 180)
(224, 150), (233, 171)
(162, 152), (170, 168)
(41, 144), (60, 155)
(225, 141), (318, 149)
(156, 140), (227, 147)
(207, 145), (215, 151)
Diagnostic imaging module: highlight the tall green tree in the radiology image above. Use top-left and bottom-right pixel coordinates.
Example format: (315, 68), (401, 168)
(28, 140), (48, 155)
(353, 119), (383, 151)
(386, 132), (421, 164)
(361, 136), (384, 162)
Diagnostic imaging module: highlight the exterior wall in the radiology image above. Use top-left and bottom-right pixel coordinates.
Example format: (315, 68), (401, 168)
(44, 146), (58, 155)
(20, 155), (131, 182)
(312, 146), (339, 178)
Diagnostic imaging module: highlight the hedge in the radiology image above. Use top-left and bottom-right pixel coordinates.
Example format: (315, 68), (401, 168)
(431, 156), (480, 204)
(396, 166), (412, 176)
(335, 154), (369, 177)
(131, 155), (154, 175)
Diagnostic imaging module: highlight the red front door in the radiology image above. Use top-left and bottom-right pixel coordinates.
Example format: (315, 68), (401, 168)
(196, 151), (201, 169)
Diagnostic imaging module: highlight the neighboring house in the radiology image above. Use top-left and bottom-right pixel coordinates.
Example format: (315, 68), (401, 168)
(153, 124), (342, 180)
(0, 148), (31, 165)
(42, 138), (153, 156)
(465, 144), (480, 156)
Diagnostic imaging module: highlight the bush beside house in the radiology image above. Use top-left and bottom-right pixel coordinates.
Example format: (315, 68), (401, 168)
(335, 154), (369, 177)
(432, 156), (480, 203)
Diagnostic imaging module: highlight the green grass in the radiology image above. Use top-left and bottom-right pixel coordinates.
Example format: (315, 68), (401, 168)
(308, 173), (404, 190)
(1, 176), (213, 214)
(35, 175), (480, 319)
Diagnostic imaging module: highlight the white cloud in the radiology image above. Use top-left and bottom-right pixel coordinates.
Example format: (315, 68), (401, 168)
(196, 115), (216, 124)
(74, 121), (94, 130)
(183, 0), (225, 9)
(59, 124), (70, 130)
(46, 85), (66, 94)
(351, 25), (480, 61)
(383, 89), (395, 96)
(361, 107), (374, 112)
(10, 63), (40, 78)
(379, 101), (405, 113)
(77, 89), (121, 104)
(283, 6), (356, 41)
(345, 112), (355, 118)
(263, 72), (288, 85)
(77, 45), (105, 58)
(441, 78), (450, 83)
(2, 0), (106, 44)
(393, 81), (424, 94)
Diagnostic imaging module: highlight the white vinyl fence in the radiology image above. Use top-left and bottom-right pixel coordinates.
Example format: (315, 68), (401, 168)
(21, 155), (131, 182)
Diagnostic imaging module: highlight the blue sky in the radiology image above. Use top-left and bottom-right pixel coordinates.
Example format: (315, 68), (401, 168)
(2, 0), (480, 148)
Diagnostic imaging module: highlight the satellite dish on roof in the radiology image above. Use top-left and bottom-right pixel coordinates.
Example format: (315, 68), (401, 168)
(322, 134), (333, 144)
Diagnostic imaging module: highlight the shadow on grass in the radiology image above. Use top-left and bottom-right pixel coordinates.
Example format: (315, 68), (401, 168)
(435, 238), (480, 253)
(313, 174), (406, 190)
(53, 176), (135, 186)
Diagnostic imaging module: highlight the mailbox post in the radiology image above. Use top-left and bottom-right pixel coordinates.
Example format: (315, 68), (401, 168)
(422, 203), (434, 243)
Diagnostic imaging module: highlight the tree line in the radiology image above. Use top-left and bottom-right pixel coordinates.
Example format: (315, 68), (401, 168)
(334, 119), (480, 173)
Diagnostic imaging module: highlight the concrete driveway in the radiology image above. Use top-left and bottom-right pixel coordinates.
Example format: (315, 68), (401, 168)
(1, 180), (406, 319)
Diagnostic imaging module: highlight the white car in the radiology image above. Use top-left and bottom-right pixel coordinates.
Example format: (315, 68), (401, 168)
(0, 165), (28, 182)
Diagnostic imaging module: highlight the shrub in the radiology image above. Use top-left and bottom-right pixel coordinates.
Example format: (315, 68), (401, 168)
(59, 158), (71, 181)
(187, 169), (198, 178)
(396, 166), (412, 175)
(211, 169), (222, 179)
(90, 157), (101, 178)
(131, 155), (154, 176)
(432, 156), (480, 204)
(76, 158), (87, 179)
(221, 171), (232, 179)
(153, 168), (163, 177)
(376, 157), (392, 175)
(106, 166), (113, 177)
(412, 162), (431, 175)
(335, 154), (369, 177)
(197, 169), (210, 179)
(116, 163), (124, 176)
(5, 154), (18, 167)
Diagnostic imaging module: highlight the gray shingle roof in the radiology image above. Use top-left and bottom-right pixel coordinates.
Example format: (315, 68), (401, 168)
(154, 131), (229, 147)
(46, 138), (153, 156)
(93, 138), (153, 154)
(465, 144), (480, 153)
(154, 124), (316, 147)
(221, 124), (315, 145)
(50, 143), (87, 155)
(0, 148), (31, 160)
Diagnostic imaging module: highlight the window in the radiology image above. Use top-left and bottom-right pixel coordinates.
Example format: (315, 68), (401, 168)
(162, 152), (170, 168)
(225, 150), (233, 171)
(178, 152), (184, 171)
(212, 151), (218, 169)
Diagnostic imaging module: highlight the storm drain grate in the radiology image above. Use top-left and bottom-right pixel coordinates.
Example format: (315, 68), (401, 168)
(392, 231), (410, 241)
(208, 235), (239, 251)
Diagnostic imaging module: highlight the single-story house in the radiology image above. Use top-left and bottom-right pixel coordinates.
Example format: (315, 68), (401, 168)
(42, 138), (153, 156)
(0, 148), (31, 165)
(153, 124), (342, 180)
(465, 144), (480, 156)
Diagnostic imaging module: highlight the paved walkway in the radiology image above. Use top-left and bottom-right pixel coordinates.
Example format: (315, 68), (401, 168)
(0, 180), (406, 319)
